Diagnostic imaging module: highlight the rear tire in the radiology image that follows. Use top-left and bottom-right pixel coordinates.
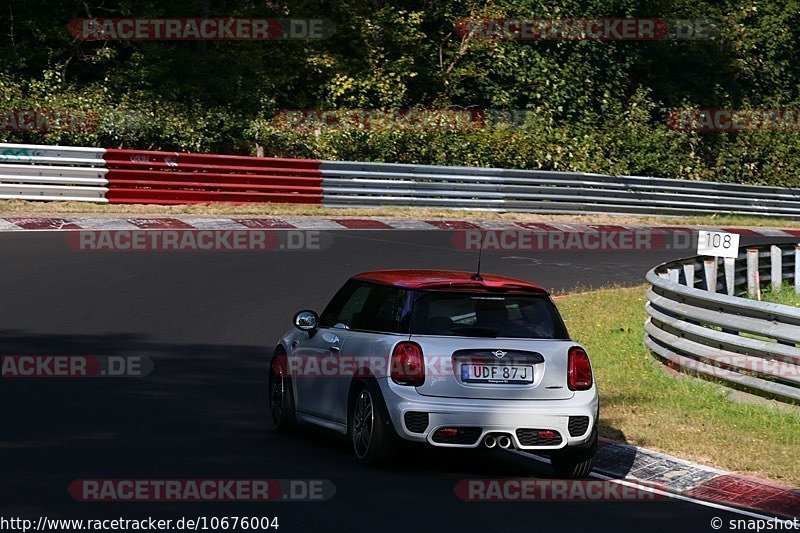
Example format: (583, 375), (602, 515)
(549, 431), (597, 479)
(348, 380), (396, 466)
(269, 352), (296, 432)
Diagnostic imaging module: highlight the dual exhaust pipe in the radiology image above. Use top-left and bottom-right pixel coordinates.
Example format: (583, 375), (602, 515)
(483, 434), (512, 449)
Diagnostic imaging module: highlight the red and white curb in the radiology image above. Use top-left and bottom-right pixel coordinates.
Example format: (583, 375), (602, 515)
(515, 439), (800, 519)
(1, 216), (800, 236)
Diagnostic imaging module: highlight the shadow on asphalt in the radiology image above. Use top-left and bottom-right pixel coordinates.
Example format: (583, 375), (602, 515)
(0, 329), (572, 484)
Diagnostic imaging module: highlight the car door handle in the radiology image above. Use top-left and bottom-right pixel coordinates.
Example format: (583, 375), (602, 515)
(322, 331), (340, 352)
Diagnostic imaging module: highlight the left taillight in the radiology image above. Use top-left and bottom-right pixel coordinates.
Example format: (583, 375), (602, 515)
(391, 341), (425, 387)
(567, 346), (593, 391)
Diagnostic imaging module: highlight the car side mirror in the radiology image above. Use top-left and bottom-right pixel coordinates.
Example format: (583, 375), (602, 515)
(293, 310), (319, 333)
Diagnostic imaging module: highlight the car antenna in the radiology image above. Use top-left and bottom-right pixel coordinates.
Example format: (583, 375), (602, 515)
(470, 245), (484, 281)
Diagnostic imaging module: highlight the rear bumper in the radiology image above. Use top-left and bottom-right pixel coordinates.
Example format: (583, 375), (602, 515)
(378, 379), (598, 451)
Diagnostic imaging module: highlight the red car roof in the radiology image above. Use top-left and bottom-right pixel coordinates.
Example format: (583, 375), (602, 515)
(352, 270), (548, 293)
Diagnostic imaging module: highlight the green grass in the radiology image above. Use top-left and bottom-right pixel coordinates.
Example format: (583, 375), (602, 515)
(2, 199), (800, 230)
(556, 285), (800, 486)
(680, 214), (800, 229)
(758, 283), (800, 306)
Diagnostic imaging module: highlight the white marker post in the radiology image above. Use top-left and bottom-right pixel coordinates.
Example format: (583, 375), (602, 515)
(696, 230), (740, 294)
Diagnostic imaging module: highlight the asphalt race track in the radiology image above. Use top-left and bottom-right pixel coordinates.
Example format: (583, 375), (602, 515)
(0, 230), (786, 533)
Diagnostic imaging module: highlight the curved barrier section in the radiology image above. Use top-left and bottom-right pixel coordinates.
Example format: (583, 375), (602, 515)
(104, 149), (322, 204)
(645, 244), (800, 403)
(0, 142), (108, 202)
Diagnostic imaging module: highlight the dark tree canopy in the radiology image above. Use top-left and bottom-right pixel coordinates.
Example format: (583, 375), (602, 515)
(2, 0), (799, 185)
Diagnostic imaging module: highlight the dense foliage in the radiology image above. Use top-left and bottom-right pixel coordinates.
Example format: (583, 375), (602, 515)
(2, 0), (800, 185)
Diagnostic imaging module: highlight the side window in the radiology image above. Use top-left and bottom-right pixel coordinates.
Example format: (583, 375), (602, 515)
(336, 285), (372, 328)
(319, 280), (372, 329)
(355, 285), (406, 333)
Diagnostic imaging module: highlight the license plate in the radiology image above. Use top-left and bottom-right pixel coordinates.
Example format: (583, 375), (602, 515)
(460, 364), (533, 384)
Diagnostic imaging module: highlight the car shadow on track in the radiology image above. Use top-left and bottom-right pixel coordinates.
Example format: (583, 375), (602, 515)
(0, 329), (634, 506)
(284, 422), (556, 478)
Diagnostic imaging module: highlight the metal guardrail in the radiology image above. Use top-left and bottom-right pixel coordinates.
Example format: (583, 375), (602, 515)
(0, 143), (108, 202)
(645, 243), (800, 403)
(0, 142), (322, 205)
(5, 142), (800, 214)
(102, 148), (322, 204)
(320, 161), (800, 217)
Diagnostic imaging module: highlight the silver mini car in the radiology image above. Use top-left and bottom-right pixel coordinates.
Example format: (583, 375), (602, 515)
(269, 270), (599, 478)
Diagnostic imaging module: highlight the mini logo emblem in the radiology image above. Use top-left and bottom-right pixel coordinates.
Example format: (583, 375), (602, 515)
(492, 350), (507, 358)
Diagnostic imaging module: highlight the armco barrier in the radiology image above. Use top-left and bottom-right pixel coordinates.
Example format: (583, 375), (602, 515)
(0, 142), (107, 202)
(104, 149), (322, 204)
(645, 244), (800, 403)
(4, 142), (800, 215)
(320, 161), (800, 216)
(0, 143), (322, 205)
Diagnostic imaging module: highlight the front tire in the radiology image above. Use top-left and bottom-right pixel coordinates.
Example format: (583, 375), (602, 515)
(549, 431), (597, 479)
(349, 381), (395, 465)
(269, 353), (296, 432)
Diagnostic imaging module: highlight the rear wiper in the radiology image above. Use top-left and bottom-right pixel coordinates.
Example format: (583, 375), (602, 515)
(448, 326), (498, 337)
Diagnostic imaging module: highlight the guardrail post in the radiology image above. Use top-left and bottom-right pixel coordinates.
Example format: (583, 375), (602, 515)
(682, 263), (695, 288)
(668, 268), (680, 284)
(703, 259), (717, 293)
(724, 257), (736, 296)
(721, 258), (740, 334)
(771, 245), (783, 293)
(747, 248), (759, 298)
(795, 245), (800, 294)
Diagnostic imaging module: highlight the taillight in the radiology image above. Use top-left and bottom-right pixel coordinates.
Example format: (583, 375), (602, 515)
(567, 346), (593, 391)
(391, 341), (425, 386)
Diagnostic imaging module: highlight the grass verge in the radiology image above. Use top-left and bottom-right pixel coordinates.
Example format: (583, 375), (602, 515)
(2, 199), (800, 229)
(557, 285), (800, 486)
(757, 283), (800, 307)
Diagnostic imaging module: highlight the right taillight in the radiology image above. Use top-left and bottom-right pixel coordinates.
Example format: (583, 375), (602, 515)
(391, 341), (425, 387)
(567, 346), (593, 391)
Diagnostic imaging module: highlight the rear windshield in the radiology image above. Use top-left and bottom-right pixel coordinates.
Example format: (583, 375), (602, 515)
(410, 292), (569, 339)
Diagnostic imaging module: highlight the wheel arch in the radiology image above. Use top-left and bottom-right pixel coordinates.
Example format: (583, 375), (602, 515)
(269, 343), (295, 399)
(347, 368), (393, 432)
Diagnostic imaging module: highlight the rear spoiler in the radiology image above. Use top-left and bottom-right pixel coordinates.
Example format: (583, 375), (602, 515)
(415, 281), (549, 294)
